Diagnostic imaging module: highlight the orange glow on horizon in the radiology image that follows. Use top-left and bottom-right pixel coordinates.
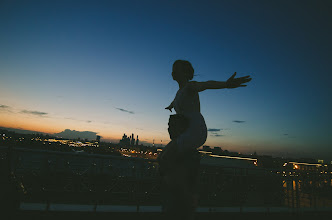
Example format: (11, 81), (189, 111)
(0, 113), (162, 145)
(0, 113), (119, 140)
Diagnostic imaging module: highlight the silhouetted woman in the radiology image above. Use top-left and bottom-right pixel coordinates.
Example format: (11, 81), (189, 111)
(158, 60), (251, 220)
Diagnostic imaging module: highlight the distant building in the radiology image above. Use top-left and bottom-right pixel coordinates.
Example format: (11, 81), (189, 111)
(96, 135), (101, 143)
(212, 147), (222, 155)
(130, 133), (135, 146)
(119, 133), (139, 147)
(202, 145), (212, 152)
(119, 133), (131, 146)
(318, 159), (324, 164)
(288, 161), (323, 171)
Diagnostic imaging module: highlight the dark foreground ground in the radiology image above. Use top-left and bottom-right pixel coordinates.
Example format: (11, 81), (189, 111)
(4, 211), (332, 220)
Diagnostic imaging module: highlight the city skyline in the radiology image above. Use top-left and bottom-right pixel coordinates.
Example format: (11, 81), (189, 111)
(1, 0), (332, 161)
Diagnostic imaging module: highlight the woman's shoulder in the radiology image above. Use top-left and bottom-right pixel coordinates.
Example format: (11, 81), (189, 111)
(187, 81), (198, 87)
(186, 81), (199, 92)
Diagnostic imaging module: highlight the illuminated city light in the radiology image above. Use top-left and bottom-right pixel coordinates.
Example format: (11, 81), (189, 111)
(209, 154), (257, 161)
(289, 161), (322, 166)
(199, 150), (212, 154)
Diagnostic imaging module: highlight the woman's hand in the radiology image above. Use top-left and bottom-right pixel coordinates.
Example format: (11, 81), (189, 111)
(226, 72), (252, 88)
(165, 103), (173, 112)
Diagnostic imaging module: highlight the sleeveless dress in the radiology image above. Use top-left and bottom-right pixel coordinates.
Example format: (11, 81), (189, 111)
(172, 82), (207, 151)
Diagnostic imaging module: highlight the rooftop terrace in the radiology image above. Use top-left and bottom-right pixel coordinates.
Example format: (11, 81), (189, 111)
(1, 146), (332, 219)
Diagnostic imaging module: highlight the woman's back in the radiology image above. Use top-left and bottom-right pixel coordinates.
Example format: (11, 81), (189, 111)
(172, 82), (207, 152)
(173, 82), (201, 115)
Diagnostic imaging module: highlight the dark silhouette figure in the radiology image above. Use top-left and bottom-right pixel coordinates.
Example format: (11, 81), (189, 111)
(158, 60), (251, 220)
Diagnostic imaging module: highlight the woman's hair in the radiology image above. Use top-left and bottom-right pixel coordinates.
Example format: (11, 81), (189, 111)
(172, 60), (194, 80)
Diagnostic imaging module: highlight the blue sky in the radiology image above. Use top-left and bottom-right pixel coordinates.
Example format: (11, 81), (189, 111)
(1, 0), (331, 161)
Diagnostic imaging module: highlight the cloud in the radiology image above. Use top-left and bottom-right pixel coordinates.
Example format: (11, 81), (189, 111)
(233, 120), (246, 123)
(21, 109), (48, 116)
(282, 134), (296, 139)
(208, 128), (225, 137)
(0, 104), (10, 109)
(207, 128), (222, 132)
(65, 117), (92, 123)
(115, 107), (134, 114)
(0, 105), (11, 112)
(54, 129), (99, 140)
(0, 126), (49, 135)
(211, 134), (224, 137)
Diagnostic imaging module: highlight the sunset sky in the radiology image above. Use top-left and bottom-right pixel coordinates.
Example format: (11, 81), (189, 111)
(1, 0), (331, 160)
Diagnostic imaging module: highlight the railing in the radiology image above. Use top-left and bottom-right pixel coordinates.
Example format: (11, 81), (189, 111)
(1, 146), (332, 213)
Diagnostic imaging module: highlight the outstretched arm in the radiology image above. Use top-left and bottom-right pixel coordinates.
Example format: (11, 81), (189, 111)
(190, 72), (251, 92)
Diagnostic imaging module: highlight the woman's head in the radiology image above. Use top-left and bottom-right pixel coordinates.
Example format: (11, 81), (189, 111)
(172, 60), (194, 82)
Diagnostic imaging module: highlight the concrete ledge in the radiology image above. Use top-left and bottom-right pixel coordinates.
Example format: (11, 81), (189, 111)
(18, 202), (332, 213)
(268, 207), (290, 212)
(96, 205), (137, 212)
(138, 206), (162, 212)
(242, 207), (269, 212)
(49, 204), (94, 212)
(298, 207), (332, 212)
(20, 203), (47, 211)
(14, 210), (332, 220)
(197, 207), (241, 212)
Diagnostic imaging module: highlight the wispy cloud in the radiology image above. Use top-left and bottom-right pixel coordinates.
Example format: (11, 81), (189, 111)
(233, 120), (246, 123)
(0, 104), (10, 109)
(54, 129), (99, 140)
(115, 107), (134, 114)
(21, 110), (48, 116)
(211, 134), (224, 137)
(0, 104), (11, 113)
(282, 134), (296, 139)
(65, 117), (92, 123)
(208, 128), (224, 137)
(207, 128), (222, 132)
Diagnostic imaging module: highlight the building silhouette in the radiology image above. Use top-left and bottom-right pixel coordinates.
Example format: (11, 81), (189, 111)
(119, 133), (139, 147)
